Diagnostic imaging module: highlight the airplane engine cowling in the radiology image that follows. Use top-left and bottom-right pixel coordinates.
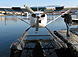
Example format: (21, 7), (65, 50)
(30, 13), (47, 27)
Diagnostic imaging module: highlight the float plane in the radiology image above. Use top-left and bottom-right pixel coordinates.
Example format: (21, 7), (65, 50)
(0, 5), (74, 33)
(0, 5), (78, 32)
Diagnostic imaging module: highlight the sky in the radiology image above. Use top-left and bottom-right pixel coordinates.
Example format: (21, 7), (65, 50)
(0, 0), (78, 7)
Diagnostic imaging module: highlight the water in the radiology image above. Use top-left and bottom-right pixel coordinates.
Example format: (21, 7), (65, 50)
(0, 16), (29, 57)
(0, 15), (77, 57)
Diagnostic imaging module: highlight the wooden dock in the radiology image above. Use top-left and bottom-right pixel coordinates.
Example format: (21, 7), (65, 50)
(54, 30), (78, 57)
(10, 26), (77, 57)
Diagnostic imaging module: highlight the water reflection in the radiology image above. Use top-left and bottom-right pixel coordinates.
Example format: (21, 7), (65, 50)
(0, 16), (18, 22)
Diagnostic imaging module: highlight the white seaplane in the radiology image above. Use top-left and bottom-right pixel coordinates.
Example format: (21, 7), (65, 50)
(23, 5), (70, 33)
(0, 5), (78, 33)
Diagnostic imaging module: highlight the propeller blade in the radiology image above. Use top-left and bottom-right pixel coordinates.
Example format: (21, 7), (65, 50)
(24, 5), (35, 14)
(35, 16), (39, 33)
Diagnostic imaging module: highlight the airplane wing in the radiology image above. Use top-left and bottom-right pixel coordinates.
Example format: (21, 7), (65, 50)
(45, 6), (78, 14)
(59, 7), (78, 15)
(63, 7), (78, 11)
(0, 6), (78, 13)
(0, 7), (31, 12)
(30, 6), (64, 13)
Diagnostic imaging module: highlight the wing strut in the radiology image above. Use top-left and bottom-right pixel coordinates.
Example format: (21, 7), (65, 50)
(47, 9), (71, 25)
(4, 9), (30, 25)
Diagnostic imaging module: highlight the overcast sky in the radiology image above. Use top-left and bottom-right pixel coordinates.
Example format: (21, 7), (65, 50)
(0, 0), (78, 7)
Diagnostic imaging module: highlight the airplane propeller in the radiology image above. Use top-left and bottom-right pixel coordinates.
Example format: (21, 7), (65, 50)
(35, 16), (39, 33)
(24, 4), (40, 33)
(24, 5), (35, 14)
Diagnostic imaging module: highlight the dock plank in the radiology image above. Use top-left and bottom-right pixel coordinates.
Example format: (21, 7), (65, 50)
(57, 30), (78, 51)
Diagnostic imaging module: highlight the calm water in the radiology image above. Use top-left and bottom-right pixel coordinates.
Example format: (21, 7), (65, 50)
(0, 15), (77, 57)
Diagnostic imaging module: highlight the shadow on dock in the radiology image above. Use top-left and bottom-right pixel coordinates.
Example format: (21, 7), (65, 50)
(55, 48), (73, 57)
(32, 42), (44, 57)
